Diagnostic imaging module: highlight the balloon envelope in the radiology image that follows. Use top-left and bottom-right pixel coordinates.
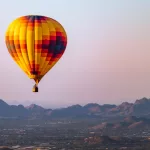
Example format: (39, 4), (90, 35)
(5, 15), (67, 87)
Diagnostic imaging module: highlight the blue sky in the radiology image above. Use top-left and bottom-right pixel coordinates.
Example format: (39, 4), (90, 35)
(1, 0), (150, 108)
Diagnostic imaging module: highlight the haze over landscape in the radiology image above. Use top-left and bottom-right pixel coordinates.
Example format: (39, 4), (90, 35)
(1, 0), (150, 108)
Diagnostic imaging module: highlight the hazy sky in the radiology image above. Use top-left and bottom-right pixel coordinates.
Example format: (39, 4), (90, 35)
(1, 0), (150, 108)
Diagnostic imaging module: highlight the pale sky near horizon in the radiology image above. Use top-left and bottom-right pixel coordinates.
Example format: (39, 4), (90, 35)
(0, 0), (150, 108)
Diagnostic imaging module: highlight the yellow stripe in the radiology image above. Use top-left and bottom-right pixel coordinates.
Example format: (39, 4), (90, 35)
(19, 19), (32, 77)
(26, 20), (35, 70)
(34, 21), (42, 75)
(14, 20), (30, 76)
(38, 21), (50, 73)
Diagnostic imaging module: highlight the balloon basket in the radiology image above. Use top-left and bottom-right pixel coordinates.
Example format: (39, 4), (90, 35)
(32, 84), (38, 92)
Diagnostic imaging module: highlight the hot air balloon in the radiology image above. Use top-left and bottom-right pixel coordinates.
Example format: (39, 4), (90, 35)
(5, 15), (67, 92)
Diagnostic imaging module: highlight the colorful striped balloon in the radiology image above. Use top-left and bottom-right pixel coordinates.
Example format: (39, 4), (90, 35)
(5, 15), (67, 92)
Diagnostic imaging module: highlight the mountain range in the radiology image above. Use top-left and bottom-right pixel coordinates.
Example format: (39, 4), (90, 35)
(1, 97), (150, 118)
(91, 116), (150, 130)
